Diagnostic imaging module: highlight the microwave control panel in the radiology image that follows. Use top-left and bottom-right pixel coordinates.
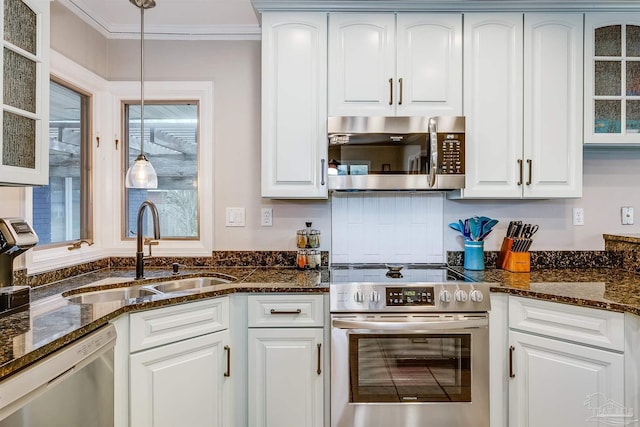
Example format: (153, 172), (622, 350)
(437, 133), (465, 175)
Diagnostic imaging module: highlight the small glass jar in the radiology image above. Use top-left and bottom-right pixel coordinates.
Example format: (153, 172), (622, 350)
(296, 230), (308, 248)
(307, 230), (321, 248)
(296, 249), (308, 269)
(306, 249), (320, 268)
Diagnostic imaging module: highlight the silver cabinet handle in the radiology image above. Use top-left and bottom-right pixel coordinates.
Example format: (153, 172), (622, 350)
(398, 78), (403, 105)
(316, 343), (322, 375)
(526, 159), (532, 185)
(388, 78), (393, 105)
(321, 158), (326, 186)
(224, 345), (231, 377)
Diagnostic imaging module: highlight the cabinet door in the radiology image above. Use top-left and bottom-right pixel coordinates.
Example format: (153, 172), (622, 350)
(509, 330), (624, 427)
(584, 14), (640, 145)
(524, 14), (583, 198)
(462, 14), (523, 198)
(261, 12), (328, 199)
(0, 0), (49, 185)
(130, 330), (231, 427)
(396, 14), (462, 116)
(248, 328), (324, 427)
(328, 13), (396, 116)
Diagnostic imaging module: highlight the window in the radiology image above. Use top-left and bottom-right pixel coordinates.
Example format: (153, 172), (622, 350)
(123, 102), (199, 239)
(32, 79), (91, 245)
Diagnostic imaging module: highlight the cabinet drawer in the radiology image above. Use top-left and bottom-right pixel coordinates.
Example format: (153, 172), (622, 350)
(130, 297), (229, 352)
(248, 294), (324, 327)
(509, 296), (624, 351)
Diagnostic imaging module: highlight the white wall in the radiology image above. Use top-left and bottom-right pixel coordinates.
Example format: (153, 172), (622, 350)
(34, 9), (640, 256)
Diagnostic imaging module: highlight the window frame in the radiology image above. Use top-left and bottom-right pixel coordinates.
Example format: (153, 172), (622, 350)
(32, 77), (93, 248)
(25, 51), (107, 274)
(122, 99), (201, 241)
(109, 80), (214, 257)
(25, 52), (214, 274)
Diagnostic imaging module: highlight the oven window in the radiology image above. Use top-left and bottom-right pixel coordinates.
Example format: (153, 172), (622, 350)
(348, 333), (471, 403)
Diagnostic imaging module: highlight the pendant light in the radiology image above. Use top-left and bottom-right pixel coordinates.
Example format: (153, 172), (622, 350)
(125, 0), (158, 189)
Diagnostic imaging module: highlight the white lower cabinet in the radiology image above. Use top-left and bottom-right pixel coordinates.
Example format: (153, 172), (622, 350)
(130, 329), (231, 427)
(508, 296), (625, 427)
(113, 297), (232, 427)
(247, 294), (325, 427)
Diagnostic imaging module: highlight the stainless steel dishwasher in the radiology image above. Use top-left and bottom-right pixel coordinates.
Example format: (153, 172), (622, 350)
(0, 324), (116, 427)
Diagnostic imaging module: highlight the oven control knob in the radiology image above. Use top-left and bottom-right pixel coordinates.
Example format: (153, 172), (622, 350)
(470, 289), (484, 303)
(455, 289), (468, 302)
(354, 289), (365, 303)
(370, 290), (381, 303)
(439, 290), (452, 303)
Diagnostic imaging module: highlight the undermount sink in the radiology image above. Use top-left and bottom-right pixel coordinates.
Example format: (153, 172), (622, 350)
(150, 277), (232, 293)
(65, 286), (160, 304)
(65, 276), (235, 304)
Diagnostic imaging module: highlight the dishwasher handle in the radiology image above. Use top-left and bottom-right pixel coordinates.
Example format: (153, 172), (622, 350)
(332, 318), (488, 331)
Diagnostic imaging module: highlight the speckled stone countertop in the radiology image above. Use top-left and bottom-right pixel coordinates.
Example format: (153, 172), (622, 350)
(451, 266), (640, 315)
(4, 261), (640, 383)
(0, 266), (328, 382)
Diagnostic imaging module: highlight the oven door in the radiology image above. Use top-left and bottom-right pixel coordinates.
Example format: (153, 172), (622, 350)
(331, 313), (489, 427)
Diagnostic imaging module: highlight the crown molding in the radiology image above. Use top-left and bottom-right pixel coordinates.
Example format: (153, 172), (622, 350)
(251, 0), (640, 12)
(57, 0), (261, 41)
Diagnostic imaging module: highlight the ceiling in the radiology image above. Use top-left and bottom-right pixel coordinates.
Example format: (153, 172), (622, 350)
(56, 0), (261, 40)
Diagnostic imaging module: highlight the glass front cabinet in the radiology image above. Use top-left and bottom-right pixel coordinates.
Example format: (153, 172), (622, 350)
(0, 0), (49, 185)
(585, 14), (640, 145)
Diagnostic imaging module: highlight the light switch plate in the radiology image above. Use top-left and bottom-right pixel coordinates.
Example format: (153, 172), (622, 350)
(226, 207), (245, 227)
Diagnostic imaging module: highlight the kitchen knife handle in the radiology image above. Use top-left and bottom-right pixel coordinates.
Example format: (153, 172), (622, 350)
(398, 78), (403, 105)
(509, 345), (515, 378)
(526, 159), (532, 185)
(517, 159), (523, 186)
(389, 78), (393, 105)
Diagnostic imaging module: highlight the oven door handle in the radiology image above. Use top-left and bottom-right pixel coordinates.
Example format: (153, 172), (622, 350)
(331, 318), (488, 331)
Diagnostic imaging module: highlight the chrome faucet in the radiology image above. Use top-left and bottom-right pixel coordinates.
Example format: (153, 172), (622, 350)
(135, 200), (160, 280)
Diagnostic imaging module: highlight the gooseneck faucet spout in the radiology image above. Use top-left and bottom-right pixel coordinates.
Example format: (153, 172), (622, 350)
(135, 200), (160, 280)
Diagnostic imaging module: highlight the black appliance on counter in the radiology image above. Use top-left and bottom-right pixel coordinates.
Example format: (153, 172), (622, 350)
(0, 218), (38, 315)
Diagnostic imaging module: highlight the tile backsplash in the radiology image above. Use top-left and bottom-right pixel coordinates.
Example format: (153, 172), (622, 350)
(331, 192), (445, 264)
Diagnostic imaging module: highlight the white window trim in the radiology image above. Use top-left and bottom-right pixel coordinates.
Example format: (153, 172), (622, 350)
(25, 51), (215, 274)
(25, 50), (109, 274)
(107, 80), (214, 257)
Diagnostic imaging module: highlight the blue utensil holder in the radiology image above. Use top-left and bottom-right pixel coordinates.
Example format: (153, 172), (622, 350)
(464, 241), (485, 271)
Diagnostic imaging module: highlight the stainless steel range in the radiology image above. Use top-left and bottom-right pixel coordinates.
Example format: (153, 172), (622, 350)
(330, 264), (490, 427)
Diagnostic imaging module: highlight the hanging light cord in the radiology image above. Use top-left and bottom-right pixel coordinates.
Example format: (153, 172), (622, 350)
(131, 0), (156, 158)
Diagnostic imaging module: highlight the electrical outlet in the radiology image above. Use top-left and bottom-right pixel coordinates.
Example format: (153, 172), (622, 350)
(261, 208), (273, 226)
(572, 207), (584, 226)
(622, 206), (634, 225)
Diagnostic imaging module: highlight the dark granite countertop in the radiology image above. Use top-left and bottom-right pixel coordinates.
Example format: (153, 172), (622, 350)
(3, 263), (640, 383)
(451, 266), (640, 315)
(0, 266), (328, 382)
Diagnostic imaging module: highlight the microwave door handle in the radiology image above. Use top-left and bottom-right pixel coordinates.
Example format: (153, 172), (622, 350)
(428, 119), (438, 187)
(332, 318), (488, 331)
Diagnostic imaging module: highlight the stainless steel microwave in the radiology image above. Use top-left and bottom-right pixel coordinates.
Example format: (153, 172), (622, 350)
(327, 116), (465, 191)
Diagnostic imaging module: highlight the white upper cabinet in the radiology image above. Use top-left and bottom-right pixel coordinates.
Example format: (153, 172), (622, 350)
(261, 12), (328, 199)
(0, 0), (49, 186)
(584, 14), (640, 145)
(328, 13), (462, 117)
(462, 13), (582, 199)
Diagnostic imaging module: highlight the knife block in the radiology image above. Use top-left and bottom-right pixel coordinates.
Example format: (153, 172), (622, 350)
(497, 237), (530, 273)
